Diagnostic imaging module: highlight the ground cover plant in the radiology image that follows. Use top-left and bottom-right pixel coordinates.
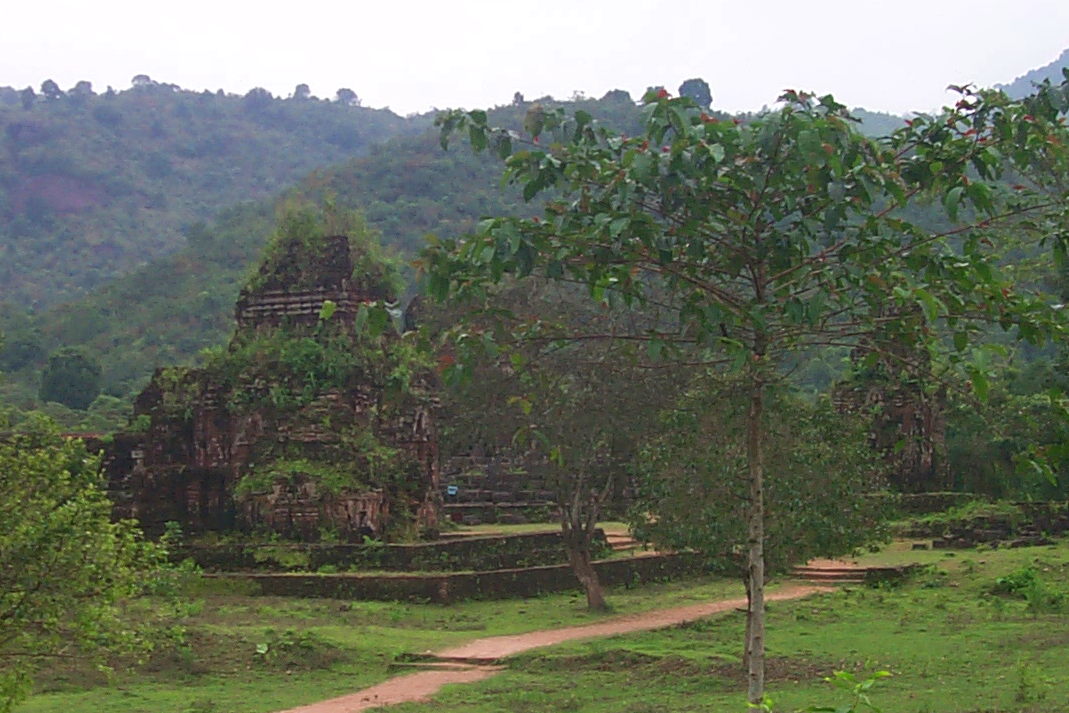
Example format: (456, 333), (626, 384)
(382, 537), (1069, 713)
(17, 574), (746, 713)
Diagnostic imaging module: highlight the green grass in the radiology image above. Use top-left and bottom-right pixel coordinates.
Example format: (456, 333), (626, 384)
(22, 539), (1069, 713)
(19, 573), (742, 713)
(383, 537), (1069, 713)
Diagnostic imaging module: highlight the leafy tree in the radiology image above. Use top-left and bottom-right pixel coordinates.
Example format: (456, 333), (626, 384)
(70, 80), (93, 97)
(0, 419), (160, 712)
(601, 89), (633, 103)
(678, 77), (712, 109)
(293, 83), (312, 100)
(67, 80), (93, 108)
(635, 377), (886, 634)
(0, 305), (43, 372)
(18, 87), (34, 110)
(335, 88), (360, 106)
(242, 87), (274, 113)
(426, 81), (1069, 702)
(439, 280), (686, 610)
(39, 347), (102, 409)
(39, 79), (63, 101)
(946, 382), (1069, 499)
(0, 328), (42, 372)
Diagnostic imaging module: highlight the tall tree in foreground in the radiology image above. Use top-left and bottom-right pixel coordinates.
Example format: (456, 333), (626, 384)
(424, 81), (1069, 702)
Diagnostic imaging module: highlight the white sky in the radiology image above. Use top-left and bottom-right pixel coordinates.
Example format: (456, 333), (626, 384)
(1, 0), (1067, 116)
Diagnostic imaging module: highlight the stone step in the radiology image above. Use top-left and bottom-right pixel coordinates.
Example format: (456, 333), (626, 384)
(792, 566), (864, 575)
(792, 572), (866, 582)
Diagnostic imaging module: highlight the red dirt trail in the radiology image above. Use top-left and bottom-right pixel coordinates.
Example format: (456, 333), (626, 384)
(275, 582), (834, 713)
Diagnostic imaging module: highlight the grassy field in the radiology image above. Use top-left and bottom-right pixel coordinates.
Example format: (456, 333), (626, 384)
(385, 539), (1069, 713)
(20, 537), (1069, 713)
(20, 572), (744, 713)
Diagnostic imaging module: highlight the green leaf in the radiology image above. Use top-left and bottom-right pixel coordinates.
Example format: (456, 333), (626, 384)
(366, 304), (390, 336)
(317, 299), (337, 321)
(798, 129), (821, 158)
(916, 289), (943, 322)
(469, 125), (487, 152)
(944, 186), (964, 222)
(968, 365), (990, 401)
(668, 106), (688, 136)
(574, 110), (592, 131)
(966, 181), (993, 215)
(523, 178), (543, 202)
(633, 152), (655, 181)
(468, 109), (488, 126)
(495, 133), (512, 159)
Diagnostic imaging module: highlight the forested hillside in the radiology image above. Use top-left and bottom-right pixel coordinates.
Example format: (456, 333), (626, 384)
(0, 77), (425, 307)
(0, 89), (667, 411)
(0, 71), (1047, 434)
(996, 48), (1069, 98)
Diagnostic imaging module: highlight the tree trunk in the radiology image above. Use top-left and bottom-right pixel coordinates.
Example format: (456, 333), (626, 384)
(745, 371), (766, 706)
(560, 470), (611, 612)
(743, 574), (752, 669)
(566, 542), (609, 611)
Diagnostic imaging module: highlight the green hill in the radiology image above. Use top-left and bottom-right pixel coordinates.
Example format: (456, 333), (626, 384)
(996, 48), (1069, 98)
(0, 77), (427, 308)
(0, 87), (918, 427)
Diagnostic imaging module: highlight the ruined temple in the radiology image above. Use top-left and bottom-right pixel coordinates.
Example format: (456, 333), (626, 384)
(104, 230), (440, 541)
(833, 313), (949, 492)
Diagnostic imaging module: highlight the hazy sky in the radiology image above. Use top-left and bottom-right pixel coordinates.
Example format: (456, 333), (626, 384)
(2, 0), (1067, 116)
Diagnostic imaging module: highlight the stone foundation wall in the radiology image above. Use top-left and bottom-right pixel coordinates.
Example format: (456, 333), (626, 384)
(172, 529), (610, 572)
(204, 551), (706, 603)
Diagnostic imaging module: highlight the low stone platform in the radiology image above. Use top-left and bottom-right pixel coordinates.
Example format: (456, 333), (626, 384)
(204, 551), (706, 604)
(172, 529), (610, 573)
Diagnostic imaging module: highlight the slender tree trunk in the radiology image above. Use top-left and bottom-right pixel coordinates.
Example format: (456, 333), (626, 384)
(560, 476), (610, 612)
(745, 370), (766, 706)
(743, 574), (752, 668)
(566, 541), (609, 611)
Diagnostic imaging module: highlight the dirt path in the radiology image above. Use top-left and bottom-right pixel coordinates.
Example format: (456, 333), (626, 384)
(275, 582), (833, 713)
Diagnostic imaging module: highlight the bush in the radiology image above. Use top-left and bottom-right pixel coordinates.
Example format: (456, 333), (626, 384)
(990, 566), (1067, 614)
(252, 629), (342, 670)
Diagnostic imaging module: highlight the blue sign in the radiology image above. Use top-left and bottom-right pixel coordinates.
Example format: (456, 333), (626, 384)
(446, 485), (459, 496)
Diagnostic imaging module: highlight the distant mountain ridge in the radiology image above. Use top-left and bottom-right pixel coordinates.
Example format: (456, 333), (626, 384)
(0, 79), (429, 308)
(996, 48), (1069, 98)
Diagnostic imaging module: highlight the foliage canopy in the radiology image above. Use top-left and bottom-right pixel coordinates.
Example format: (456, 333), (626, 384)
(425, 80), (1069, 702)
